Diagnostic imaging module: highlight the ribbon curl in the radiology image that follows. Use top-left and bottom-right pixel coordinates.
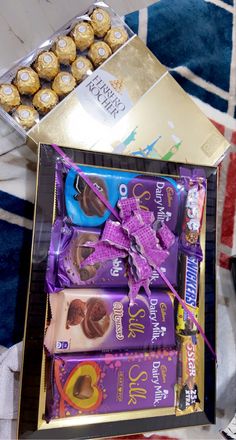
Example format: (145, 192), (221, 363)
(81, 197), (175, 306)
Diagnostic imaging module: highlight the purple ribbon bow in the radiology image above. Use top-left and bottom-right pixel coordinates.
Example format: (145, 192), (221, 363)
(81, 197), (175, 305)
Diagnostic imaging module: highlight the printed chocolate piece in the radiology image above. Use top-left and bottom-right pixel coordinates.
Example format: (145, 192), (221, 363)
(79, 265), (96, 281)
(88, 42), (112, 67)
(71, 21), (94, 51)
(66, 298), (86, 329)
(82, 298), (110, 339)
(13, 105), (39, 130)
(176, 255), (199, 335)
(34, 51), (59, 80)
(0, 84), (20, 112)
(14, 67), (40, 95)
(73, 175), (108, 217)
(74, 230), (100, 281)
(176, 335), (201, 415)
(33, 88), (58, 114)
(44, 289), (175, 353)
(71, 56), (94, 83)
(52, 72), (76, 97)
(90, 7), (111, 37)
(104, 27), (128, 52)
(73, 375), (93, 399)
(45, 220), (178, 293)
(46, 349), (177, 420)
(53, 36), (76, 65)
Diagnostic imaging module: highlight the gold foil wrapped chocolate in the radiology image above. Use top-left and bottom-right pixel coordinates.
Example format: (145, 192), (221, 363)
(34, 51), (59, 80)
(33, 88), (58, 114)
(71, 21), (94, 51)
(0, 84), (20, 112)
(53, 36), (76, 65)
(15, 67), (40, 95)
(90, 8), (111, 37)
(88, 41), (111, 67)
(176, 335), (201, 415)
(52, 72), (76, 97)
(104, 27), (128, 52)
(71, 56), (93, 83)
(13, 105), (39, 130)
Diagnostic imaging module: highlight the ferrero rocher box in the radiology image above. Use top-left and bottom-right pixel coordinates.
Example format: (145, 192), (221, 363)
(28, 34), (229, 166)
(0, 3), (229, 166)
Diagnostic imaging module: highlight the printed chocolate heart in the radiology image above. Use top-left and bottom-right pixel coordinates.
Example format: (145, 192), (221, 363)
(73, 375), (93, 400)
(64, 361), (103, 411)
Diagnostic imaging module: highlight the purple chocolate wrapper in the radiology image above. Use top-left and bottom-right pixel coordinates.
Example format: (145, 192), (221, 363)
(56, 161), (181, 231)
(45, 219), (178, 293)
(46, 349), (177, 420)
(44, 289), (176, 353)
(179, 168), (206, 261)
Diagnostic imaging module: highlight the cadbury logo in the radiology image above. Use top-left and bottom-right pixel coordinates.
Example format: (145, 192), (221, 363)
(166, 186), (174, 207)
(185, 256), (198, 307)
(160, 302), (167, 322)
(86, 74), (126, 119)
(160, 364), (167, 383)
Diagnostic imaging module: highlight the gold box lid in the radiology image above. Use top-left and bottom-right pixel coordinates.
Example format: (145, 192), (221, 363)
(28, 36), (229, 166)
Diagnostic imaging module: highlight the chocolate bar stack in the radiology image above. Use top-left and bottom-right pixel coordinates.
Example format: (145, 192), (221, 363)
(43, 159), (203, 421)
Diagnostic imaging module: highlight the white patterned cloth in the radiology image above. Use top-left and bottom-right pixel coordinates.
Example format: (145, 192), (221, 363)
(0, 343), (22, 440)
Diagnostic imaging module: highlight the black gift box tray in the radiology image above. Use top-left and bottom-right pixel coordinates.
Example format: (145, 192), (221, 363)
(18, 144), (217, 439)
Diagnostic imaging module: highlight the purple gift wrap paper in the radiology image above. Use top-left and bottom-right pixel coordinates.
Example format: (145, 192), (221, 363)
(45, 220), (179, 293)
(44, 290), (176, 353)
(46, 349), (177, 420)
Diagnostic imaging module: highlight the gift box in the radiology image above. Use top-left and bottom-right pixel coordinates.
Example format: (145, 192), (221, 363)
(0, 2), (229, 166)
(18, 144), (216, 439)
